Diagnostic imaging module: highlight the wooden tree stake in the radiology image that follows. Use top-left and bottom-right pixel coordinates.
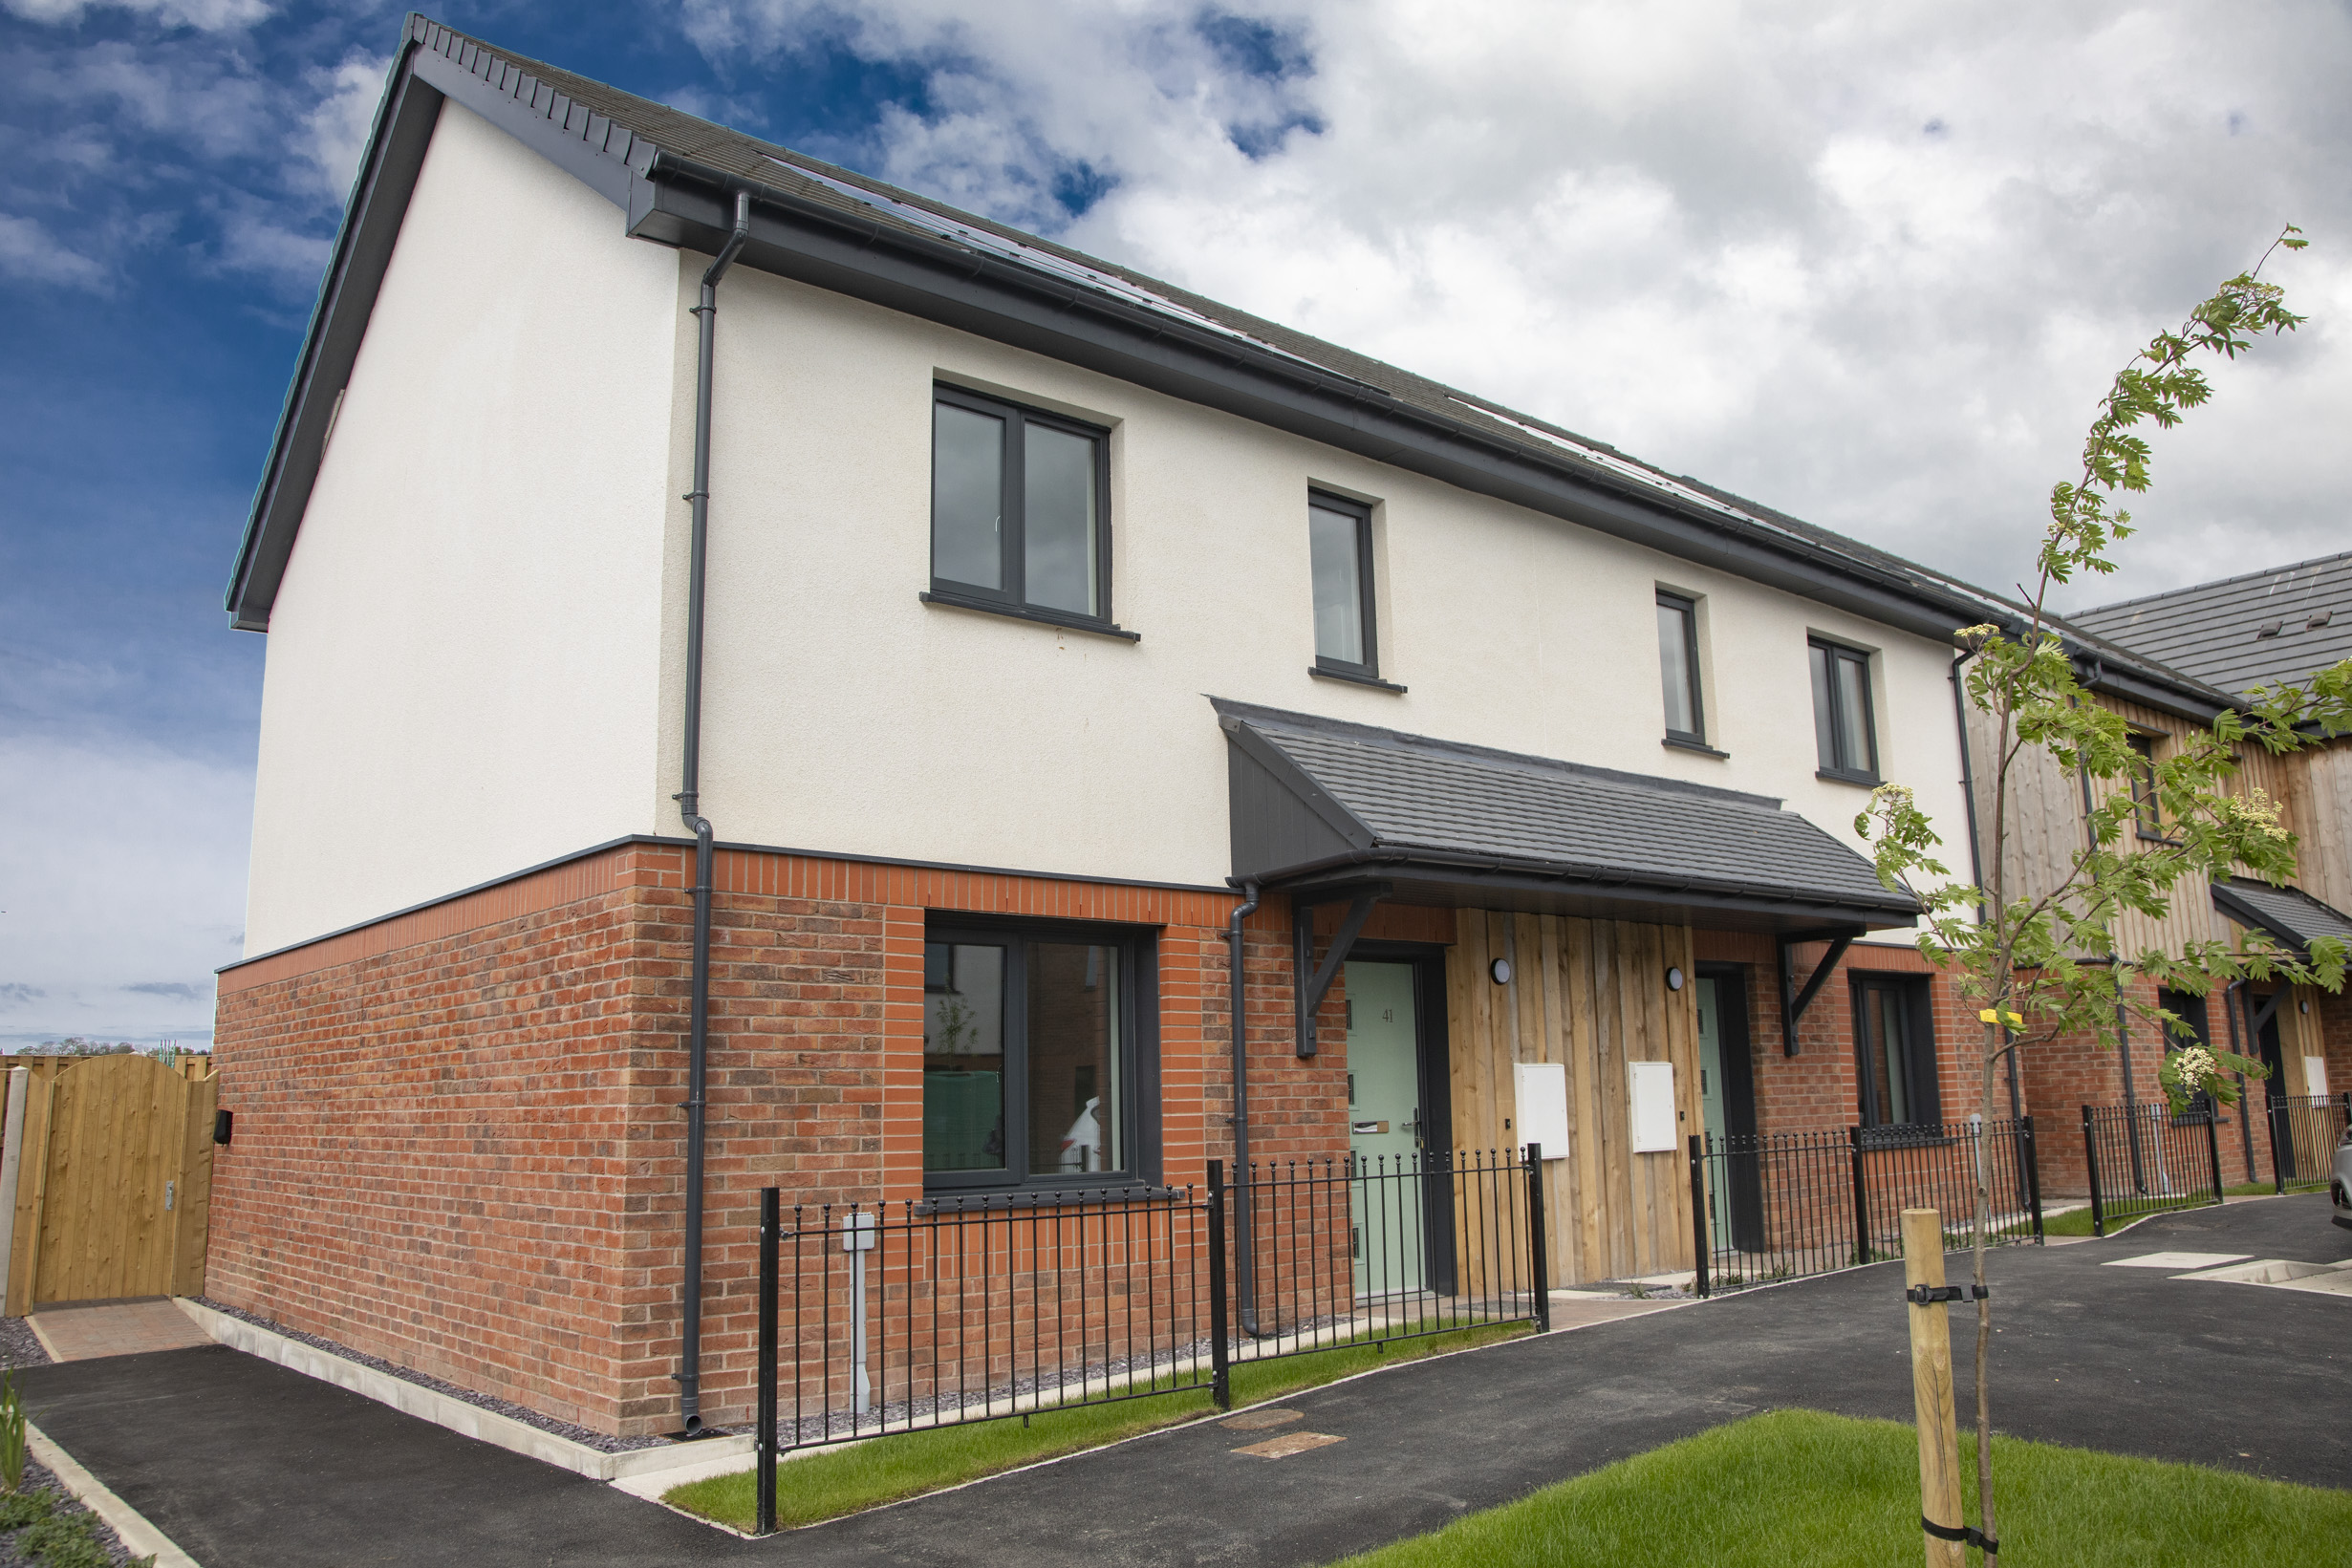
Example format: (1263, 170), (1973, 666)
(1902, 1207), (1967, 1567)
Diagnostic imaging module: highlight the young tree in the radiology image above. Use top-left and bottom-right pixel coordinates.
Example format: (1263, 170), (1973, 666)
(1860, 226), (2352, 1563)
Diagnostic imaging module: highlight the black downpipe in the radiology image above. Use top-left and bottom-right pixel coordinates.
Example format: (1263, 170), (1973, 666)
(1225, 880), (1272, 1337)
(673, 189), (750, 1435)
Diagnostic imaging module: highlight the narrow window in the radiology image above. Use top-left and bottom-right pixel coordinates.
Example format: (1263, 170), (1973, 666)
(1808, 638), (1878, 783)
(2126, 733), (2166, 839)
(931, 386), (1111, 624)
(1308, 492), (1378, 677)
(1657, 591), (1704, 744)
(923, 922), (1150, 1192)
(2157, 986), (2213, 1122)
(1853, 975), (1937, 1130)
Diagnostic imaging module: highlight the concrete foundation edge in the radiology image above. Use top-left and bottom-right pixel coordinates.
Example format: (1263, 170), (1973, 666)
(28, 1420), (203, 1568)
(169, 1298), (753, 1482)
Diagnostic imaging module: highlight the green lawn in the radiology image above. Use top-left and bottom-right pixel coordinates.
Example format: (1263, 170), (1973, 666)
(668, 1321), (1530, 1532)
(1334, 1408), (2349, 1567)
(2039, 1182), (2275, 1237)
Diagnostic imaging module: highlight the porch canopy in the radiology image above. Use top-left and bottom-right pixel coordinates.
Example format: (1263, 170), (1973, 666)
(2212, 876), (2352, 958)
(1216, 699), (1920, 1055)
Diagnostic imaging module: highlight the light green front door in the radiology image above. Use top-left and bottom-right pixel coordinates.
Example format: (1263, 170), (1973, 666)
(1346, 961), (1425, 1299)
(1695, 977), (1728, 1252)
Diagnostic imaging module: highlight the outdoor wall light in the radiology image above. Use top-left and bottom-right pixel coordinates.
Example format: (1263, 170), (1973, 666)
(1489, 957), (1512, 985)
(1666, 966), (1686, 992)
(213, 1108), (233, 1146)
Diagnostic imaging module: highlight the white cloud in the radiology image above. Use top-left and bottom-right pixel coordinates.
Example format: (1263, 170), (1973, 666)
(2, 0), (270, 32)
(299, 52), (389, 200)
(685, 0), (2352, 605)
(0, 212), (108, 289)
(0, 732), (250, 1049)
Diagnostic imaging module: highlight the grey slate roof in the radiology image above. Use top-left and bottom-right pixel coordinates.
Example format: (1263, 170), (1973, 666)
(2211, 876), (2352, 957)
(2069, 552), (2352, 698)
(1217, 699), (1918, 925)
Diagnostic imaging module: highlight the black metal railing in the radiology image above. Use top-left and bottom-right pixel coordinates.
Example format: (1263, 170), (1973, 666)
(1687, 1118), (2042, 1296)
(2268, 1092), (2351, 1194)
(751, 1146), (1547, 1533)
(2082, 1102), (2222, 1236)
(1225, 1146), (1548, 1365)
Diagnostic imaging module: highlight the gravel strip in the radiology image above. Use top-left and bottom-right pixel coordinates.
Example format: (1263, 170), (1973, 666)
(0, 1321), (49, 1373)
(192, 1299), (673, 1453)
(0, 1459), (148, 1567)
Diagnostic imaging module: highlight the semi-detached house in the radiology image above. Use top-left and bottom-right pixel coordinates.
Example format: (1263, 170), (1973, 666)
(209, 17), (2259, 1439)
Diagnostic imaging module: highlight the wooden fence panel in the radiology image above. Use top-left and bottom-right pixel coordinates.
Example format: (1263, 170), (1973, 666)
(4, 1055), (216, 1313)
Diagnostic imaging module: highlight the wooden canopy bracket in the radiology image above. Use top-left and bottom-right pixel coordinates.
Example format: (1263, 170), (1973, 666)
(1778, 926), (1865, 1057)
(2246, 988), (2286, 1036)
(1291, 884), (1390, 1058)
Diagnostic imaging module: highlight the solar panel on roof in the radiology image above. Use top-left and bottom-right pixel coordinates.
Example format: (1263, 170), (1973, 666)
(770, 159), (1373, 386)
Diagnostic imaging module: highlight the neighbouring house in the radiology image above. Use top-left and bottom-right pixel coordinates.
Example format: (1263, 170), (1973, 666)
(2034, 552), (2352, 1187)
(207, 16), (2312, 1439)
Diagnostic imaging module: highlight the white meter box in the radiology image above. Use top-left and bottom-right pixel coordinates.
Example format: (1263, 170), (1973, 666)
(1512, 1062), (1569, 1160)
(1628, 1061), (1677, 1153)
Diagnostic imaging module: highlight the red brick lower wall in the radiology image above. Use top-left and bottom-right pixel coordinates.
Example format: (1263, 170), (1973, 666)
(212, 841), (1360, 1437)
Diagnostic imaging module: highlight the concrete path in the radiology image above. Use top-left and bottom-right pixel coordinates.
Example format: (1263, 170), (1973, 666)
(17, 1195), (2350, 1568)
(27, 1299), (211, 1363)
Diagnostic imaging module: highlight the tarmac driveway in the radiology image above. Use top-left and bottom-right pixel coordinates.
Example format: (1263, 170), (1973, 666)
(19, 1194), (2349, 1568)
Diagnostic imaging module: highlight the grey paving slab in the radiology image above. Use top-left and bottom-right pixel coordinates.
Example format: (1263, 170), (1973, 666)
(18, 1195), (2350, 1568)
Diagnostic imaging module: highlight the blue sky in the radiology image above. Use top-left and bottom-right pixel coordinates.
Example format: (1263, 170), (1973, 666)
(4, 0), (2349, 1048)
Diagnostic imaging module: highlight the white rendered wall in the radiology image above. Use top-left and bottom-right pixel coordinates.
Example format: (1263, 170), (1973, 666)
(242, 102), (680, 955)
(680, 268), (1974, 904)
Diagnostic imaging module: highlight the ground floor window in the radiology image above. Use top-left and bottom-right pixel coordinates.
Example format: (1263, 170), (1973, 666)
(2157, 986), (2214, 1122)
(922, 920), (1152, 1192)
(1851, 974), (1939, 1130)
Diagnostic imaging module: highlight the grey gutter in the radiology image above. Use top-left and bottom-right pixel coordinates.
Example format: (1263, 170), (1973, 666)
(1251, 845), (1919, 929)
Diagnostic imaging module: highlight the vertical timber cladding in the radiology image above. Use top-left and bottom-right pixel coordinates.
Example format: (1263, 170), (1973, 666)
(6, 1054), (219, 1313)
(1446, 913), (1701, 1286)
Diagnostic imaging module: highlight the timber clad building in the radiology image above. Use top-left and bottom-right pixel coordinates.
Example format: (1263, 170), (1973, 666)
(210, 18), (2352, 1438)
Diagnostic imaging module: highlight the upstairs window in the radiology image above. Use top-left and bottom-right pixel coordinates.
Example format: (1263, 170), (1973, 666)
(1308, 492), (1379, 678)
(931, 386), (1111, 625)
(1657, 591), (1705, 744)
(2126, 733), (2168, 840)
(1808, 638), (1877, 784)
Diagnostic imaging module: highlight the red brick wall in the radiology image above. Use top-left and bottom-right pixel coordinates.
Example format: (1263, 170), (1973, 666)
(212, 842), (1328, 1436)
(209, 844), (681, 1435)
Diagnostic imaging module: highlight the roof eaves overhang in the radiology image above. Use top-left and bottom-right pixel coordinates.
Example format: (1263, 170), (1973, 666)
(2210, 878), (2352, 958)
(1260, 847), (1920, 935)
(231, 21), (2069, 643)
(624, 157), (1998, 647)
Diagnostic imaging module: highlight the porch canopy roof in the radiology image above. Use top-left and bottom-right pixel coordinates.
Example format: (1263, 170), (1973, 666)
(2212, 876), (2352, 958)
(1216, 698), (1920, 934)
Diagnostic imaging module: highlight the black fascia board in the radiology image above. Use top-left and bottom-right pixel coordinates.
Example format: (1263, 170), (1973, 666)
(225, 18), (656, 631)
(225, 38), (440, 630)
(1273, 857), (1916, 934)
(1256, 846), (1919, 928)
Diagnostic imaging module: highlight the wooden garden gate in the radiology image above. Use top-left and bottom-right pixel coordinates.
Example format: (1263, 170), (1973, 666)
(2, 1055), (218, 1314)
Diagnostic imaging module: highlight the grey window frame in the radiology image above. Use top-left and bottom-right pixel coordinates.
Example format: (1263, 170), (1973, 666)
(1851, 973), (1940, 1134)
(1308, 490), (1381, 681)
(1809, 637), (1879, 784)
(921, 915), (1158, 1198)
(1657, 590), (1705, 746)
(2126, 732), (2172, 842)
(929, 384), (1114, 631)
